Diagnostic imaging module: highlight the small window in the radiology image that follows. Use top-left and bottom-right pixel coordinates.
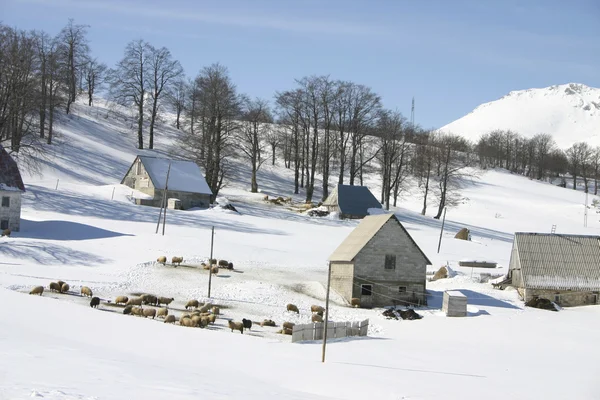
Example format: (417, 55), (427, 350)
(1, 196), (9, 207)
(398, 286), (407, 293)
(554, 295), (560, 303)
(384, 254), (396, 270)
(136, 161), (142, 175)
(0, 220), (8, 230)
(361, 284), (372, 296)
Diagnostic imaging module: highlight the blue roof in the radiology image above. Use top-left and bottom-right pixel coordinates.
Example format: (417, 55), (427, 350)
(327, 184), (382, 217)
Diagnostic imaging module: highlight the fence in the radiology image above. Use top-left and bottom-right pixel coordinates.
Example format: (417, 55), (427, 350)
(291, 319), (369, 343)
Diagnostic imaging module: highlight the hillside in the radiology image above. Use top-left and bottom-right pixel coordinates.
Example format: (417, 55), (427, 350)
(2, 96), (600, 400)
(439, 83), (600, 148)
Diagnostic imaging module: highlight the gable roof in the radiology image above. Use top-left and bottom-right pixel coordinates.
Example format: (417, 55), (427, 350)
(328, 213), (431, 264)
(0, 145), (25, 192)
(514, 232), (600, 291)
(122, 156), (212, 195)
(323, 184), (381, 217)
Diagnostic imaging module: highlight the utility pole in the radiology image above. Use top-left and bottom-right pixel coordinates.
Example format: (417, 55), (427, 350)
(207, 226), (215, 298)
(321, 261), (333, 363)
(437, 207), (447, 253)
(155, 163), (172, 235)
(161, 163), (172, 236)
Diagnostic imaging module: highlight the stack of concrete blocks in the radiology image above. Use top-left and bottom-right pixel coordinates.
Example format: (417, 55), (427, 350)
(442, 290), (467, 317)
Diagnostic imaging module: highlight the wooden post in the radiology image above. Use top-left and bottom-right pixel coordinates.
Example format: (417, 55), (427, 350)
(111, 187), (115, 200)
(208, 226), (215, 298)
(322, 261), (332, 363)
(437, 207), (447, 253)
(155, 192), (166, 234)
(55, 179), (59, 190)
(161, 163), (172, 236)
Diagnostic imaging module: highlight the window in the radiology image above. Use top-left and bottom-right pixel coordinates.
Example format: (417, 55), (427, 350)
(554, 295), (560, 303)
(135, 161), (142, 175)
(361, 284), (372, 296)
(0, 220), (8, 230)
(398, 286), (407, 293)
(1, 196), (9, 207)
(384, 254), (396, 270)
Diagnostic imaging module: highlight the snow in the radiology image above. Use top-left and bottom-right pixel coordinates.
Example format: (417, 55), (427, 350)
(446, 290), (466, 297)
(139, 156), (212, 194)
(440, 83), (600, 148)
(2, 97), (600, 399)
(0, 183), (21, 191)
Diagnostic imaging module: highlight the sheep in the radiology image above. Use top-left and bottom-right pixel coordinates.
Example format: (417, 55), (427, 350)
(207, 314), (216, 324)
(49, 282), (61, 292)
(141, 294), (158, 305)
(1, 228), (11, 237)
(142, 308), (157, 319)
(156, 307), (168, 318)
(350, 298), (361, 308)
(156, 256), (167, 264)
(180, 313), (191, 320)
(126, 297), (143, 306)
(90, 296), (100, 308)
(81, 286), (93, 297)
(56, 280), (65, 288)
(171, 256), (183, 266)
(286, 303), (299, 314)
(131, 306), (144, 316)
(201, 263), (211, 270)
(115, 295), (129, 305)
(185, 299), (199, 310)
(211, 306), (220, 315)
(260, 319), (276, 327)
(208, 258), (217, 265)
(316, 310), (324, 317)
(200, 316), (210, 328)
(29, 286), (44, 296)
(227, 262), (234, 270)
(180, 317), (197, 327)
(123, 305), (133, 315)
(310, 305), (325, 313)
(242, 318), (252, 331)
(164, 315), (176, 324)
(218, 259), (229, 267)
(60, 283), (70, 293)
(198, 302), (212, 313)
(228, 320), (244, 334)
(157, 297), (174, 306)
(311, 314), (323, 323)
(282, 321), (295, 330)
(281, 327), (293, 335)
(263, 195), (269, 201)
(191, 315), (202, 326)
(211, 266), (219, 275)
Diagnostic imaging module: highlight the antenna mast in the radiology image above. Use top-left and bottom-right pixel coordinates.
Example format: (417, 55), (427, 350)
(410, 97), (415, 130)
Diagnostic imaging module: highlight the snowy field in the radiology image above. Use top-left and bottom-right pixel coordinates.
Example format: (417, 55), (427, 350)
(2, 98), (600, 399)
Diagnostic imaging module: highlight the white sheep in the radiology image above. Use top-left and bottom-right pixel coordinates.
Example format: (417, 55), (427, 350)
(29, 286), (44, 296)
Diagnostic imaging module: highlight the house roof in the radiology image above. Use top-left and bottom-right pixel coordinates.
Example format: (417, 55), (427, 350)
(514, 232), (600, 291)
(322, 184), (382, 217)
(123, 156), (212, 195)
(0, 145), (25, 192)
(328, 213), (431, 264)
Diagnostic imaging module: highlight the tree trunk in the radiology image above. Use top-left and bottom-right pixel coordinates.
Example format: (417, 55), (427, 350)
(137, 99), (144, 149)
(421, 162), (430, 216)
(149, 96), (158, 149)
(47, 103), (54, 145)
(271, 143), (276, 165)
(176, 107), (181, 129)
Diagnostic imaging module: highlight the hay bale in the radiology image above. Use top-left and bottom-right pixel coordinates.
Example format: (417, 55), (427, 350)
(454, 228), (470, 240)
(432, 266), (448, 281)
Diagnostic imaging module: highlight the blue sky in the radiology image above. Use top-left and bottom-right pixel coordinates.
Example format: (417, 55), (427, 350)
(2, 0), (599, 128)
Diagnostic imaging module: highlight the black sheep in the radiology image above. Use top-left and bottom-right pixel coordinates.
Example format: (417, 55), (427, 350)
(242, 318), (252, 331)
(90, 296), (100, 308)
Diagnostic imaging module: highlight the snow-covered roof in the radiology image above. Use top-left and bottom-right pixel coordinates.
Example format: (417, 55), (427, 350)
(328, 213), (431, 264)
(0, 145), (25, 192)
(446, 290), (466, 298)
(132, 156), (212, 195)
(514, 233), (600, 291)
(323, 184), (381, 217)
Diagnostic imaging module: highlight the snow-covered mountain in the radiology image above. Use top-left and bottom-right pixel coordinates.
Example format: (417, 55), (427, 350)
(440, 83), (600, 148)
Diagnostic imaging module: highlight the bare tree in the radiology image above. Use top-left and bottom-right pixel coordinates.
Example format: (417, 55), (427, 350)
(58, 19), (89, 114)
(167, 77), (187, 130)
(566, 142), (593, 191)
(532, 133), (555, 180)
(83, 58), (107, 106)
(238, 97), (273, 192)
(275, 89), (304, 194)
(375, 109), (405, 210)
(147, 45), (183, 149)
(266, 124), (283, 166)
(108, 40), (151, 149)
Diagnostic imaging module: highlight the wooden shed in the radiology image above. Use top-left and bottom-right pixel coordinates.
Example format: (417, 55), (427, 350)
(442, 291), (467, 317)
(328, 213), (431, 308)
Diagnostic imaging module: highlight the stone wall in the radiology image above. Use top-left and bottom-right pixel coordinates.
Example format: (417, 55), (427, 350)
(330, 262), (354, 303)
(0, 191), (22, 232)
(522, 288), (599, 307)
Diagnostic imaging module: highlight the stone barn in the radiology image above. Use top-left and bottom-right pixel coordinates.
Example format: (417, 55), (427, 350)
(0, 145), (25, 232)
(328, 213), (431, 308)
(508, 232), (600, 307)
(121, 156), (212, 210)
(322, 184), (382, 219)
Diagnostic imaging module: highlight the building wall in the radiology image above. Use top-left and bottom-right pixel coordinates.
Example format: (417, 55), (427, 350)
(522, 288), (599, 307)
(0, 190), (22, 232)
(353, 219), (428, 307)
(508, 241), (523, 287)
(330, 262), (354, 303)
(122, 159), (156, 198)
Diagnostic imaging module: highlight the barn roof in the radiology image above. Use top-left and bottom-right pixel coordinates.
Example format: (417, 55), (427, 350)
(322, 184), (381, 217)
(122, 156), (212, 195)
(0, 145), (25, 192)
(514, 232), (600, 291)
(328, 213), (431, 264)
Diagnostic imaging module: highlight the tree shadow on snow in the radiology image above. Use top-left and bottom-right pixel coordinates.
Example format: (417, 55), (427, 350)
(18, 219), (134, 241)
(0, 241), (109, 265)
(427, 289), (520, 310)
